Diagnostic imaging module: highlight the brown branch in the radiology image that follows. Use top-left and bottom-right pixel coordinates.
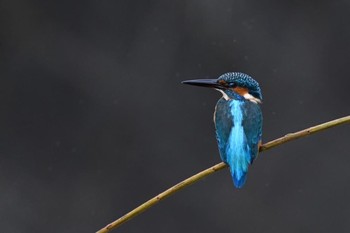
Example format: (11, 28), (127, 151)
(97, 115), (350, 233)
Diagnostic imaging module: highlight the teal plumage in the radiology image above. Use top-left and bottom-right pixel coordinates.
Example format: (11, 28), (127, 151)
(215, 96), (262, 187)
(182, 72), (263, 188)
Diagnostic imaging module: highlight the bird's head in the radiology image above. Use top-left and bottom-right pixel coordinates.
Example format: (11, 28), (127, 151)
(182, 72), (262, 104)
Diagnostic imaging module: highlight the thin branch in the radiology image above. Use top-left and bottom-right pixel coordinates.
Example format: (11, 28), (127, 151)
(97, 115), (350, 233)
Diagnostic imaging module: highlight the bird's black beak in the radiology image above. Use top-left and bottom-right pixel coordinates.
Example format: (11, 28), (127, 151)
(181, 79), (222, 89)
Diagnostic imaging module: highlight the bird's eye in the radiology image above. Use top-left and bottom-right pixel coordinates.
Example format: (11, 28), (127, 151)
(228, 83), (237, 88)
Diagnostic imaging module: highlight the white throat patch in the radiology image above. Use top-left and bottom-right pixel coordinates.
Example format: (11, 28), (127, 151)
(216, 89), (230, 100)
(216, 89), (261, 104)
(243, 93), (262, 104)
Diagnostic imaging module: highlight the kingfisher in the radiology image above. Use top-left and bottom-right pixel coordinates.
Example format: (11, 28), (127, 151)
(182, 72), (263, 188)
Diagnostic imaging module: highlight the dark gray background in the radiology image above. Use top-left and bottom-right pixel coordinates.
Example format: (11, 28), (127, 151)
(1, 1), (350, 233)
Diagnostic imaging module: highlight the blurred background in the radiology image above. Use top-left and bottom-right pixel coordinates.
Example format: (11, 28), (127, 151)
(1, 1), (350, 232)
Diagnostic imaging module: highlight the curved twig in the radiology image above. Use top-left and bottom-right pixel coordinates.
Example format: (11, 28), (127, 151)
(97, 115), (350, 233)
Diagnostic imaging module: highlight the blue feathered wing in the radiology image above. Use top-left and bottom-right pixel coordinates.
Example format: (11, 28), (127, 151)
(214, 98), (262, 188)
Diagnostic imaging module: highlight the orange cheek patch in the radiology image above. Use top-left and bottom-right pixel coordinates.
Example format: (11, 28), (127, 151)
(232, 87), (249, 96)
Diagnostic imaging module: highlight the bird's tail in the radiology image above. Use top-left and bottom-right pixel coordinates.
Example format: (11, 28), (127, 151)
(228, 154), (250, 188)
(230, 169), (247, 188)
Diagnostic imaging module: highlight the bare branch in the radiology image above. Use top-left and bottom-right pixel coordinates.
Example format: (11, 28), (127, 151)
(97, 115), (350, 233)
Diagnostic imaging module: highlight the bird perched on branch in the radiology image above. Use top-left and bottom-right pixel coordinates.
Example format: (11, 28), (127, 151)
(182, 72), (263, 188)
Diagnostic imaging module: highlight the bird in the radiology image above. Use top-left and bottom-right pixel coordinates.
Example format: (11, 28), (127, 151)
(182, 72), (263, 188)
